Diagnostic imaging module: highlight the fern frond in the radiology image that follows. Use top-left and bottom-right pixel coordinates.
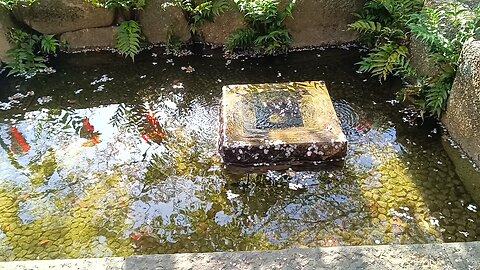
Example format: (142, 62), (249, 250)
(227, 27), (256, 50)
(116, 20), (142, 61)
(357, 43), (410, 81)
(348, 20), (383, 34)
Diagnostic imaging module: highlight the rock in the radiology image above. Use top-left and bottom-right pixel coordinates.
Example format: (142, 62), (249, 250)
(410, 1), (480, 77)
(199, 1), (245, 44)
(60, 27), (118, 51)
(442, 40), (480, 166)
(219, 81), (347, 165)
(139, 0), (190, 44)
(12, 0), (114, 35)
(408, 37), (441, 78)
(284, 0), (364, 48)
(0, 8), (15, 64)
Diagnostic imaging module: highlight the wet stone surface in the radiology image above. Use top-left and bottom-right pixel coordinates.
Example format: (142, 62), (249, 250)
(219, 81), (347, 165)
(0, 46), (479, 262)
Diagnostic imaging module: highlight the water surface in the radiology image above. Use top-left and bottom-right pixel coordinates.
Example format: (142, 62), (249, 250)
(0, 47), (478, 261)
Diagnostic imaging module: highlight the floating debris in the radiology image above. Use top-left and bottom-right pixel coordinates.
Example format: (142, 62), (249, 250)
(90, 74), (113, 85)
(181, 66), (195, 73)
(37, 96), (52, 105)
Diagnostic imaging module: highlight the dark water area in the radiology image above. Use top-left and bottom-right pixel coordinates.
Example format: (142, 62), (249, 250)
(0, 46), (478, 261)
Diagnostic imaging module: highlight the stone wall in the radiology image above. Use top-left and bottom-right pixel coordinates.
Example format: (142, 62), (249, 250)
(0, 0), (365, 59)
(12, 0), (114, 34)
(409, 0), (480, 77)
(442, 40), (480, 166)
(285, 0), (364, 47)
(139, 0), (190, 44)
(0, 8), (15, 65)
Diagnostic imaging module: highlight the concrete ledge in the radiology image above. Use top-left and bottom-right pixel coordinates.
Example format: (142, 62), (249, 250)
(0, 257), (125, 270)
(1, 242), (480, 270)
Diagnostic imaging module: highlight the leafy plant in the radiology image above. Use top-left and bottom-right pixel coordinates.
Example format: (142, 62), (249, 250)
(351, 0), (480, 118)
(409, 2), (480, 117)
(166, 31), (186, 53)
(227, 0), (296, 55)
(86, 0), (145, 9)
(349, 0), (423, 81)
(0, 0), (35, 10)
(163, 0), (229, 35)
(116, 20), (142, 61)
(5, 29), (60, 76)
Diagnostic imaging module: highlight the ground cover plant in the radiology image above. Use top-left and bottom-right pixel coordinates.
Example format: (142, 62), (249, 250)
(5, 29), (60, 76)
(350, 0), (480, 118)
(163, 0), (229, 35)
(227, 0), (296, 55)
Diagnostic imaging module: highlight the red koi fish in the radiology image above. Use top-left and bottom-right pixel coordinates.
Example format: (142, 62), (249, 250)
(142, 110), (165, 144)
(80, 117), (101, 147)
(356, 118), (372, 132)
(9, 127), (31, 154)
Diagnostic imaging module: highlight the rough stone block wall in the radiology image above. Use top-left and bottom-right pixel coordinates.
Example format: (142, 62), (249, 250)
(0, 8), (15, 65)
(12, 0), (114, 34)
(285, 0), (364, 47)
(442, 40), (480, 166)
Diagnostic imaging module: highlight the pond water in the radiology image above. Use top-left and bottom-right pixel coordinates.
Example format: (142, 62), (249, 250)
(0, 46), (478, 261)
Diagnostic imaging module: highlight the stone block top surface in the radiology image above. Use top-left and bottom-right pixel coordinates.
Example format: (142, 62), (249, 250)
(219, 81), (347, 165)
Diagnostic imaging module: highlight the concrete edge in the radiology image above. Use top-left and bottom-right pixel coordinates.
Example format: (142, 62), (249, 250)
(1, 242), (480, 270)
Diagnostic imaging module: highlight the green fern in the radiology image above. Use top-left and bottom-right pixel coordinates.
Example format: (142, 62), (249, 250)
(228, 0), (296, 55)
(41, 35), (60, 54)
(5, 29), (60, 76)
(409, 1), (480, 117)
(254, 29), (291, 55)
(227, 27), (256, 50)
(116, 20), (142, 61)
(190, 0), (229, 34)
(358, 43), (411, 81)
(163, 0), (229, 35)
(86, 0), (145, 9)
(348, 20), (383, 35)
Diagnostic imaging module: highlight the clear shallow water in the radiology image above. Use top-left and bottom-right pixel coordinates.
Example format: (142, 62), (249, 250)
(0, 47), (479, 261)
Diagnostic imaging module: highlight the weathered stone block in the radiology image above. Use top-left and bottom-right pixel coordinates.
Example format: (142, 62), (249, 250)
(12, 0), (114, 35)
(284, 0), (364, 48)
(442, 40), (480, 166)
(199, 1), (245, 45)
(219, 81), (347, 166)
(60, 27), (118, 51)
(139, 0), (190, 44)
(409, 37), (441, 78)
(0, 8), (15, 64)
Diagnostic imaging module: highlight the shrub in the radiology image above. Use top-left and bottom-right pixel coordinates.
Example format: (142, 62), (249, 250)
(163, 0), (229, 35)
(349, 0), (423, 81)
(409, 2), (480, 117)
(6, 29), (60, 76)
(227, 0), (296, 55)
(349, 0), (480, 118)
(86, 0), (145, 9)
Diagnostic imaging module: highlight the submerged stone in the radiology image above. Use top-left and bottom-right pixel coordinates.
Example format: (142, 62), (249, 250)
(219, 81), (347, 165)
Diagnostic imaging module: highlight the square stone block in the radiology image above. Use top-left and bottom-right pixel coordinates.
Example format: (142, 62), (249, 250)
(219, 81), (347, 166)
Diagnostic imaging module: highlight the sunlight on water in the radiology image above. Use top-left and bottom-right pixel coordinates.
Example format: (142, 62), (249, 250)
(0, 47), (478, 261)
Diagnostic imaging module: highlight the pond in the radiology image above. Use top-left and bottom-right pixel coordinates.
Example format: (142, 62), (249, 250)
(0, 46), (478, 261)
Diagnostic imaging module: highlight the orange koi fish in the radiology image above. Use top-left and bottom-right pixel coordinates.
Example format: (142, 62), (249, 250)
(142, 110), (165, 144)
(9, 127), (31, 154)
(80, 117), (101, 147)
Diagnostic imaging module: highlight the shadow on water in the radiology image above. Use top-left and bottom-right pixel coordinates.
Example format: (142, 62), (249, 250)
(0, 45), (478, 261)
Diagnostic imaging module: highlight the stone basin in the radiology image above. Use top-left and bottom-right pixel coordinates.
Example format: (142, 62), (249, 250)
(219, 81), (347, 166)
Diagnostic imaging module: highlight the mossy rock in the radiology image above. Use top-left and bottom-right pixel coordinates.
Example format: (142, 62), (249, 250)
(198, 0), (245, 45)
(12, 0), (114, 35)
(139, 0), (191, 44)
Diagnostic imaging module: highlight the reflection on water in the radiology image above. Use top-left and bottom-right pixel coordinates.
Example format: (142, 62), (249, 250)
(0, 47), (478, 261)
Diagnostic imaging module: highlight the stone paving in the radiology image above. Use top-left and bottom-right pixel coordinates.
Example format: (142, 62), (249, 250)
(1, 242), (479, 270)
